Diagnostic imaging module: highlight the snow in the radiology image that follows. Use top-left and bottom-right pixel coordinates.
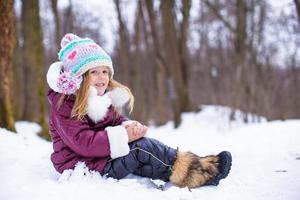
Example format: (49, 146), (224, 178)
(1, 105), (300, 200)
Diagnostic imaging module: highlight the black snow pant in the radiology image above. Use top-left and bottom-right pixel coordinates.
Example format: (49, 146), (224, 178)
(102, 137), (177, 182)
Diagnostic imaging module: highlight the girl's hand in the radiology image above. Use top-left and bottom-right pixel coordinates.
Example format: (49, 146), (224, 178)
(125, 122), (148, 143)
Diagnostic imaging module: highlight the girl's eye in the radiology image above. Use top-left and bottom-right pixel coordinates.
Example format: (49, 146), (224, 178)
(90, 69), (108, 75)
(91, 70), (98, 74)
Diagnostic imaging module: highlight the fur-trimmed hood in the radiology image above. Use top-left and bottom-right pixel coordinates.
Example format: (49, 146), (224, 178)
(47, 86), (129, 123)
(47, 62), (130, 123)
(87, 86), (130, 123)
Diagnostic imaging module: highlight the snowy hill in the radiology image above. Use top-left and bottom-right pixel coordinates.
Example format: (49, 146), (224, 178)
(1, 106), (300, 200)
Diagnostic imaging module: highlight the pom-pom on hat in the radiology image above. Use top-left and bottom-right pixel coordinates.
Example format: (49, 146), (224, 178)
(47, 33), (114, 95)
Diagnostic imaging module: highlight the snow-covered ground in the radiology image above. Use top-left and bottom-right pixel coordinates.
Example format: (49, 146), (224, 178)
(0, 106), (300, 200)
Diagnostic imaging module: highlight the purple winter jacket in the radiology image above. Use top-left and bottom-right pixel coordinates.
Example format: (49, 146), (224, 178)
(47, 89), (127, 173)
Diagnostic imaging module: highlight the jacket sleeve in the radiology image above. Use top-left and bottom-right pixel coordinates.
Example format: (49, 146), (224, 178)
(52, 106), (130, 159)
(112, 112), (129, 126)
(53, 111), (112, 158)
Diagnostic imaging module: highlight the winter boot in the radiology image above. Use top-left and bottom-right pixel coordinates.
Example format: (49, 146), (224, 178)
(204, 151), (232, 186)
(170, 151), (232, 189)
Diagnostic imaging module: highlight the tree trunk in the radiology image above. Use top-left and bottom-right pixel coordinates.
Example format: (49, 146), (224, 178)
(62, 0), (74, 34)
(179, 0), (194, 112)
(131, 1), (146, 122)
(294, 0), (300, 25)
(161, 0), (189, 127)
(291, 55), (300, 118)
(145, 0), (170, 124)
(234, 0), (250, 121)
(114, 0), (131, 86)
(21, 0), (49, 139)
(50, 0), (60, 52)
(0, 0), (16, 132)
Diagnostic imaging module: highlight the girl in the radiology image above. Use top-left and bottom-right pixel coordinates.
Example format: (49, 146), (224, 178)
(46, 33), (232, 189)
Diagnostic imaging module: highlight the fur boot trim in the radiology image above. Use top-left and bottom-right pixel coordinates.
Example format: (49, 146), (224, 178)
(170, 152), (219, 189)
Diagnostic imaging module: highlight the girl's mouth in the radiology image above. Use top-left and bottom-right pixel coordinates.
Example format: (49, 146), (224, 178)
(95, 83), (105, 87)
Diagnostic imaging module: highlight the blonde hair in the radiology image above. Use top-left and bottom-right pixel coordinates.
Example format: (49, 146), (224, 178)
(71, 73), (90, 120)
(62, 71), (135, 120)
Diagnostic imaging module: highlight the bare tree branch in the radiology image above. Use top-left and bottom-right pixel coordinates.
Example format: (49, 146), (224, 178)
(202, 0), (235, 33)
(294, 0), (300, 25)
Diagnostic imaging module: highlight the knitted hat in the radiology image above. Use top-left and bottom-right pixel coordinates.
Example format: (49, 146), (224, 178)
(47, 33), (114, 94)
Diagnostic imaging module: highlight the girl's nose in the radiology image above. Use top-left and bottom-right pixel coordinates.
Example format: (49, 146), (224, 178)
(98, 72), (106, 79)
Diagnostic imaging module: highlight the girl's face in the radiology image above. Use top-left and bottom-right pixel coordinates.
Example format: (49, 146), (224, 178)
(89, 66), (110, 96)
